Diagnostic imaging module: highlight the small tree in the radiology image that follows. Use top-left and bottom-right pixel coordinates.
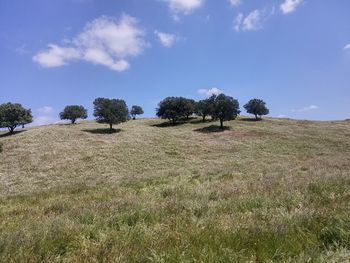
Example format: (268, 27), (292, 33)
(93, 98), (129, 131)
(212, 94), (240, 129)
(244, 99), (269, 120)
(0, 102), (33, 134)
(59, 105), (87, 124)
(196, 96), (215, 122)
(130, 105), (144, 120)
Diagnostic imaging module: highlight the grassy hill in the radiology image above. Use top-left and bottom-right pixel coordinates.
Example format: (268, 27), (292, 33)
(1, 117), (350, 262)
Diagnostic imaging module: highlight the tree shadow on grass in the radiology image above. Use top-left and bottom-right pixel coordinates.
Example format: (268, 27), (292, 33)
(151, 121), (187, 128)
(240, 117), (262, 122)
(0, 130), (26, 138)
(82, 128), (122, 135)
(194, 125), (230, 133)
(152, 117), (210, 128)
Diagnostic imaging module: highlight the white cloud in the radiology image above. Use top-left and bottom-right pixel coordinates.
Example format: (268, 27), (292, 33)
(33, 14), (147, 72)
(292, 105), (319, 112)
(155, 31), (177, 47)
(344, 43), (350, 50)
(197, 87), (223, 97)
(280, 0), (304, 14)
(31, 106), (57, 126)
(163, 0), (204, 18)
(229, 0), (241, 7)
(234, 10), (264, 32)
(33, 44), (81, 68)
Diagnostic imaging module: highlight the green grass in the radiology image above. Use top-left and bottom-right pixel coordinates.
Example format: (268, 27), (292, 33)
(1, 117), (350, 262)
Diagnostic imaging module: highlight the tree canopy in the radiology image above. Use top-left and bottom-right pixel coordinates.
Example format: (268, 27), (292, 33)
(212, 94), (240, 128)
(93, 98), (129, 130)
(130, 105), (144, 120)
(244, 99), (269, 120)
(182, 98), (196, 120)
(59, 105), (88, 124)
(196, 95), (216, 122)
(156, 97), (189, 124)
(0, 102), (33, 134)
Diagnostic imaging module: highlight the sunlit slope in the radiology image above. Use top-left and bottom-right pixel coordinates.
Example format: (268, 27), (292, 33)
(0, 117), (350, 262)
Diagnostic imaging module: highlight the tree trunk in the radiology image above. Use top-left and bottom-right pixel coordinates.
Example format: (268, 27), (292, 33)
(133, 117), (136, 120)
(71, 119), (76, 124)
(202, 115), (206, 122)
(109, 123), (113, 131)
(255, 114), (258, 120)
(220, 119), (223, 129)
(8, 126), (15, 134)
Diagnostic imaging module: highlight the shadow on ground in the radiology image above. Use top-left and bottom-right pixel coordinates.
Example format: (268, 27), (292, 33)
(194, 125), (230, 133)
(239, 118), (262, 122)
(150, 121), (188, 128)
(152, 117), (214, 127)
(82, 128), (122, 134)
(0, 130), (26, 138)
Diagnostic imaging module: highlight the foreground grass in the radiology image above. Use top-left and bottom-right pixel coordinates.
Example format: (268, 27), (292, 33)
(0, 118), (350, 262)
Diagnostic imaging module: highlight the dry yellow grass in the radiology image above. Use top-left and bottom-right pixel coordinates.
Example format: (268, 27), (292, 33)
(0, 117), (350, 262)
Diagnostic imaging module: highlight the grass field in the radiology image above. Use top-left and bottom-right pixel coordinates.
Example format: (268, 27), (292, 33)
(1, 117), (350, 262)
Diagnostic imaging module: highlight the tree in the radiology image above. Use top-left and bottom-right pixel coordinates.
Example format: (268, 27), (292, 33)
(0, 102), (33, 134)
(130, 105), (144, 120)
(212, 94), (240, 129)
(182, 98), (196, 120)
(244, 99), (269, 120)
(93, 98), (129, 131)
(196, 95), (216, 122)
(156, 97), (187, 124)
(59, 105), (87, 124)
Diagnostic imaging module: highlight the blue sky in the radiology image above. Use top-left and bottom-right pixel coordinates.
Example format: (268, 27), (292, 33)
(1, 0), (350, 125)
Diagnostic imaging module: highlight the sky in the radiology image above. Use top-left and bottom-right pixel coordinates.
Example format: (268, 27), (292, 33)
(1, 0), (350, 125)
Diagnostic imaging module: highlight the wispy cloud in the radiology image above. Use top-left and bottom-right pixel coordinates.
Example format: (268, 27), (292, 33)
(280, 0), (304, 14)
(344, 43), (350, 50)
(234, 9), (265, 32)
(292, 105), (319, 112)
(197, 87), (223, 97)
(229, 0), (241, 7)
(15, 44), (31, 55)
(33, 14), (147, 72)
(154, 31), (178, 47)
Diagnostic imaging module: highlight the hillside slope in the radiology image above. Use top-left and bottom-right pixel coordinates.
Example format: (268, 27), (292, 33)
(1, 118), (350, 262)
